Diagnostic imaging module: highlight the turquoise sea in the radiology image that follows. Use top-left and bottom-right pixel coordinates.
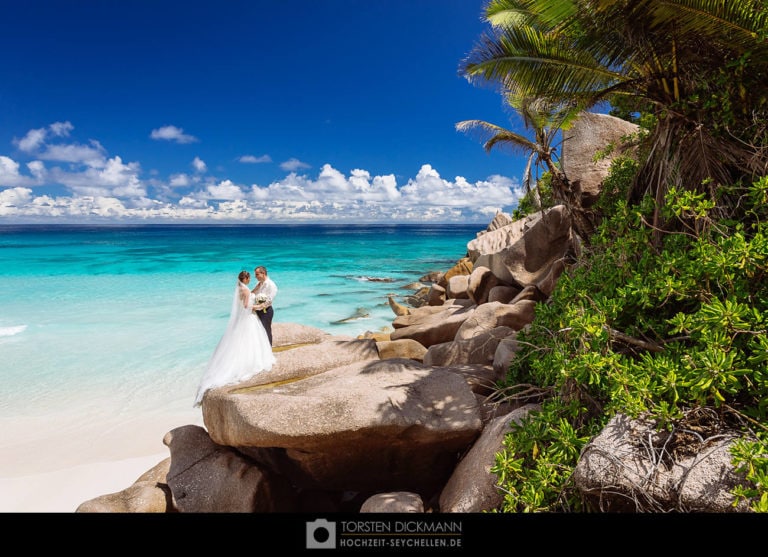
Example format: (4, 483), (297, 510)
(0, 223), (482, 477)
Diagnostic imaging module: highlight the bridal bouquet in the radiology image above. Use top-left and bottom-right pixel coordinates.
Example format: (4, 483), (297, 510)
(254, 294), (268, 313)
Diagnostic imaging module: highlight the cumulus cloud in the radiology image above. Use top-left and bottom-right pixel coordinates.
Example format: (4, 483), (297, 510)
(0, 187), (33, 213)
(348, 168), (400, 202)
(0, 161), (522, 222)
(40, 141), (107, 167)
(15, 128), (47, 153)
(150, 125), (198, 144)
(0, 122), (523, 223)
(399, 165), (521, 209)
(28, 161), (46, 181)
(49, 122), (74, 137)
(50, 156), (145, 198)
(0, 156), (43, 187)
(239, 154), (271, 164)
(14, 121), (73, 153)
(280, 157), (311, 172)
(192, 156), (207, 173)
(206, 179), (246, 201)
(13, 121), (106, 168)
(169, 173), (193, 187)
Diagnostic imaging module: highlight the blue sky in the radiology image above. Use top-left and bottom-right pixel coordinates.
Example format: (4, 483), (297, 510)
(0, 0), (528, 224)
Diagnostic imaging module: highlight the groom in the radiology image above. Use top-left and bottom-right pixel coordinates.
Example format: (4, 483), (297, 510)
(251, 265), (277, 346)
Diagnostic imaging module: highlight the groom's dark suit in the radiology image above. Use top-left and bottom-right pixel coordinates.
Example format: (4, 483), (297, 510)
(257, 305), (274, 346)
(252, 268), (277, 346)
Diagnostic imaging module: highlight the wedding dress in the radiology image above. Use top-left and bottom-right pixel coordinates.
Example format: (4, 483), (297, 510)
(193, 281), (276, 407)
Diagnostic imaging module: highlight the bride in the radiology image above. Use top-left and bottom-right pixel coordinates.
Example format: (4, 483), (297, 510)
(194, 270), (276, 407)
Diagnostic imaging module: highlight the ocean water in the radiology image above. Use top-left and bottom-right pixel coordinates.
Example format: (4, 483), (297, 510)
(0, 223), (482, 476)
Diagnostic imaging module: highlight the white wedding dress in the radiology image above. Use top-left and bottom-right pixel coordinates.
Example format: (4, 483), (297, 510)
(194, 282), (276, 407)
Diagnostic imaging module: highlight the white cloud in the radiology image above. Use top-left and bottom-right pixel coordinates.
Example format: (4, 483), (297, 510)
(14, 121), (74, 153)
(50, 156), (145, 198)
(348, 168), (400, 202)
(178, 195), (209, 209)
(0, 156), (41, 187)
(0, 123), (523, 223)
(0, 187), (33, 213)
(15, 128), (47, 153)
(0, 161), (522, 222)
(169, 173), (192, 187)
(192, 156), (207, 173)
(150, 125), (198, 144)
(89, 196), (128, 217)
(40, 141), (107, 167)
(12, 121), (106, 169)
(49, 121), (74, 137)
(239, 154), (271, 164)
(280, 157), (310, 172)
(206, 179), (245, 201)
(27, 161), (46, 180)
(398, 164), (522, 209)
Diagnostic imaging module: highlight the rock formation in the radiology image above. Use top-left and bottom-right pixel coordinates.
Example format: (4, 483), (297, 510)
(77, 113), (751, 513)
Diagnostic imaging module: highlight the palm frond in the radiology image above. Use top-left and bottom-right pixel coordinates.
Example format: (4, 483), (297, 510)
(645, 0), (768, 52)
(463, 25), (622, 105)
(484, 0), (579, 31)
(510, 94), (582, 132)
(484, 0), (537, 28)
(455, 119), (538, 155)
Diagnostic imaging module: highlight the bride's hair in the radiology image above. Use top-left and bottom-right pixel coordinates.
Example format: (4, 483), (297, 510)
(238, 270), (250, 283)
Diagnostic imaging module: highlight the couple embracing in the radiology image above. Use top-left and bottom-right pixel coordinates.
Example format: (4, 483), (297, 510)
(193, 266), (278, 407)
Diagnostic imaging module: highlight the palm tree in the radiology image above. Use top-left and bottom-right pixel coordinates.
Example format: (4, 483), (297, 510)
(462, 0), (768, 245)
(456, 94), (578, 216)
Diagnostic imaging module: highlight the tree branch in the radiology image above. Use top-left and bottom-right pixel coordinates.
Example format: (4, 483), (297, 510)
(603, 325), (664, 353)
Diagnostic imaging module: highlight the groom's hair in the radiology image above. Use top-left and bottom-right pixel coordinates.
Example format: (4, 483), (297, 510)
(255, 265), (267, 275)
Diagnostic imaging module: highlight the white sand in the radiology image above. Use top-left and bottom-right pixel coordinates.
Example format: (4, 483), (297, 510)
(0, 452), (169, 512)
(0, 403), (204, 513)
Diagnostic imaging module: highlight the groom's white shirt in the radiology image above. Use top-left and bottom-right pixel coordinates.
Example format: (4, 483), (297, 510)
(253, 277), (277, 306)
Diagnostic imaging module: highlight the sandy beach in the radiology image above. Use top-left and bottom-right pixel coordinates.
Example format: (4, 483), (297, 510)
(0, 452), (170, 512)
(0, 405), (203, 513)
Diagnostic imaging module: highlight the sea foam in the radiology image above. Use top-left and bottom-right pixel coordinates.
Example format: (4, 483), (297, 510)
(0, 325), (26, 337)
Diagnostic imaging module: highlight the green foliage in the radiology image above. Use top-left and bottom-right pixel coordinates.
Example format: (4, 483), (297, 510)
(512, 171), (555, 219)
(491, 399), (597, 512)
(731, 432), (768, 512)
(493, 164), (768, 512)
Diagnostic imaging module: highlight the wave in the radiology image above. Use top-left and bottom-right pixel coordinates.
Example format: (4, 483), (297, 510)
(0, 325), (27, 337)
(351, 276), (396, 283)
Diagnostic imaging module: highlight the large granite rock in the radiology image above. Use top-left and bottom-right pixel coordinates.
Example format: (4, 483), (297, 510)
(75, 458), (173, 513)
(561, 111), (639, 207)
(474, 205), (573, 287)
(439, 404), (539, 512)
(204, 357), (484, 494)
(572, 413), (752, 512)
(390, 301), (474, 347)
(163, 425), (296, 513)
(467, 212), (542, 261)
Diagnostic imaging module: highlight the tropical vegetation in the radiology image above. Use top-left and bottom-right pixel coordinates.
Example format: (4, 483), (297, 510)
(458, 0), (768, 512)
(456, 95), (579, 215)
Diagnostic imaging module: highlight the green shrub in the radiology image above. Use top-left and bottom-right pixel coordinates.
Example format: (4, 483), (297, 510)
(493, 162), (768, 512)
(512, 172), (555, 220)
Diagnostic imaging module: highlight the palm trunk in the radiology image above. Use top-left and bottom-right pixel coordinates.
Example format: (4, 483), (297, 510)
(544, 157), (594, 245)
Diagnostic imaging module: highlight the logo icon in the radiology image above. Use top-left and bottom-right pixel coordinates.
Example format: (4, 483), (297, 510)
(306, 519), (336, 549)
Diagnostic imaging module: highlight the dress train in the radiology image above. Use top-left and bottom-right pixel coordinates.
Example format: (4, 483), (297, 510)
(194, 284), (275, 407)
